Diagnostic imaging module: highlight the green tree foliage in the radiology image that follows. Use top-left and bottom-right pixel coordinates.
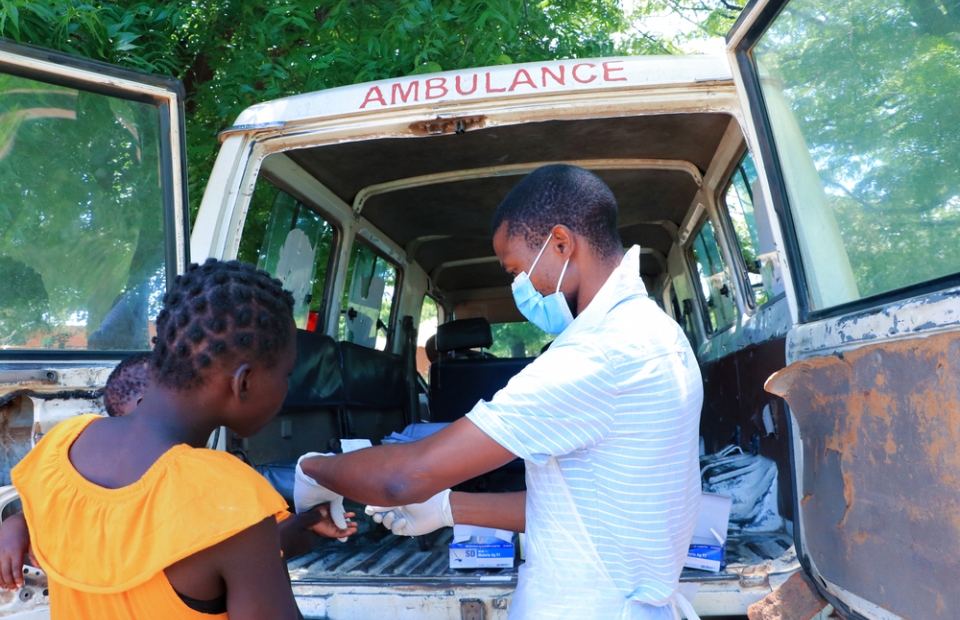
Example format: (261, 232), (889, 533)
(0, 0), (702, 220)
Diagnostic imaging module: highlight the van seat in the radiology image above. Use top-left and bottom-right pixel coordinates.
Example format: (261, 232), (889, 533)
(247, 330), (343, 467)
(429, 319), (534, 423)
(430, 357), (534, 423)
(339, 341), (409, 442)
(435, 317), (493, 357)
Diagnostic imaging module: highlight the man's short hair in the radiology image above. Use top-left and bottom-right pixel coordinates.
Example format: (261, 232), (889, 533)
(104, 352), (154, 417)
(491, 164), (623, 260)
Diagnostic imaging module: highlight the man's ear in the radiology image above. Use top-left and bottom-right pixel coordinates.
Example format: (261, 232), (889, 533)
(551, 225), (576, 257)
(231, 363), (252, 403)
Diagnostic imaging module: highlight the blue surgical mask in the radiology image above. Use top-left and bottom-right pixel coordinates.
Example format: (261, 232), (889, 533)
(511, 235), (574, 334)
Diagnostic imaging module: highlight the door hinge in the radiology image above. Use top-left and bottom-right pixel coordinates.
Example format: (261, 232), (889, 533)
(0, 369), (59, 384)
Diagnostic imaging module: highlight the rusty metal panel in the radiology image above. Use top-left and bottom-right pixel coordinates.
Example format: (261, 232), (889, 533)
(766, 332), (960, 619)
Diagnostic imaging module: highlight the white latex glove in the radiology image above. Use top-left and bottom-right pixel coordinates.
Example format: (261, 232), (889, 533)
(294, 452), (348, 541)
(364, 489), (453, 537)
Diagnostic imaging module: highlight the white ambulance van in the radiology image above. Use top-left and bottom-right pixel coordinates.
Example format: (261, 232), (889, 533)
(1, 0), (958, 617)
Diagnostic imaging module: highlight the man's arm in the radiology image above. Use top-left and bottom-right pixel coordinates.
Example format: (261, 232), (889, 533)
(299, 417), (516, 507)
(452, 491), (526, 533)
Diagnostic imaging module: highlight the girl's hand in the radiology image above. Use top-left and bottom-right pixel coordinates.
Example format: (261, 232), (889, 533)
(0, 513), (31, 590)
(309, 504), (358, 540)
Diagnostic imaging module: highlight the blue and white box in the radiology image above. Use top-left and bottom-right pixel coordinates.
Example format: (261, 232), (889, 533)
(684, 492), (732, 572)
(449, 525), (515, 569)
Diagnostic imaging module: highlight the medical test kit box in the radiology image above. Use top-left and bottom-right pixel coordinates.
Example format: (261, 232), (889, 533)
(684, 492), (732, 572)
(449, 525), (515, 569)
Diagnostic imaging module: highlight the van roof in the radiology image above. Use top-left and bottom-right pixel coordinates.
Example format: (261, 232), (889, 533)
(229, 55), (732, 129)
(230, 55), (739, 321)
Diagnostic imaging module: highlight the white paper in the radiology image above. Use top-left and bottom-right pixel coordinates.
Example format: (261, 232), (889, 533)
(340, 438), (373, 453)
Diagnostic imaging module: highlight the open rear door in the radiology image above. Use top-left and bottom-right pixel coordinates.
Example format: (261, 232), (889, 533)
(0, 40), (188, 450)
(728, 2), (960, 618)
(0, 38), (188, 619)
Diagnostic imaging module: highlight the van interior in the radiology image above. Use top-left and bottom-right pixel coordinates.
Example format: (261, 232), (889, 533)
(232, 110), (798, 597)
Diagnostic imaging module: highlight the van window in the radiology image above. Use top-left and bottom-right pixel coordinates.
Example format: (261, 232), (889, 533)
(417, 296), (439, 381)
(338, 241), (398, 351)
(489, 322), (553, 358)
(0, 73), (168, 351)
(237, 180), (335, 331)
(690, 220), (738, 333)
(722, 152), (783, 307)
(753, 0), (960, 310)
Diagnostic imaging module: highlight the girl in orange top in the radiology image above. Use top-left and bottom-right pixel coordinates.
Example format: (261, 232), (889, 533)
(8, 259), (356, 619)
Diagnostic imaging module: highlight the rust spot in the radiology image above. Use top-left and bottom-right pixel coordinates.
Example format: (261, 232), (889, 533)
(766, 331), (960, 619)
(884, 432), (897, 456)
(839, 470), (855, 527)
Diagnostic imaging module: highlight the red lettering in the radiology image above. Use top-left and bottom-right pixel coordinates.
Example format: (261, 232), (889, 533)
(456, 74), (478, 95)
(360, 86), (387, 109)
(603, 61), (626, 82)
(485, 72), (506, 93)
(391, 81), (420, 104)
(572, 63), (596, 84)
(425, 77), (448, 99)
(541, 66), (565, 87)
(508, 69), (537, 91)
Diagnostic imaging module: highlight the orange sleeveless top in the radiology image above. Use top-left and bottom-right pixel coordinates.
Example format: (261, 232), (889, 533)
(11, 415), (289, 619)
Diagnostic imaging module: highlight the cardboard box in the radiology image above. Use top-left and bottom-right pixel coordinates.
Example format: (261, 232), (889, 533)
(449, 525), (515, 569)
(684, 492), (732, 572)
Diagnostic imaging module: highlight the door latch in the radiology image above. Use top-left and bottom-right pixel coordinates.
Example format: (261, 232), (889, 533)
(460, 599), (485, 620)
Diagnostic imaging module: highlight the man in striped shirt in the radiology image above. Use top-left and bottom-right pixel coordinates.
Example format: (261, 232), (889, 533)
(297, 164), (704, 619)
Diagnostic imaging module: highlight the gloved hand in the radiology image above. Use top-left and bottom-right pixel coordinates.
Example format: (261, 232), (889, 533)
(294, 452), (348, 541)
(364, 489), (454, 537)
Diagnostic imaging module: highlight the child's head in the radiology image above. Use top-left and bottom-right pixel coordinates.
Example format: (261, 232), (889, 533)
(151, 259), (297, 434)
(104, 352), (154, 417)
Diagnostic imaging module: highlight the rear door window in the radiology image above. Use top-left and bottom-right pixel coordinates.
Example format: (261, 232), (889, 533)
(489, 322), (553, 358)
(417, 295), (439, 380)
(0, 50), (186, 353)
(751, 0), (960, 312)
(339, 241), (398, 351)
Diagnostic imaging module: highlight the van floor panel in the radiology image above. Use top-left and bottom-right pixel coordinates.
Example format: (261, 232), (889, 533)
(287, 529), (793, 585)
(288, 529), (518, 584)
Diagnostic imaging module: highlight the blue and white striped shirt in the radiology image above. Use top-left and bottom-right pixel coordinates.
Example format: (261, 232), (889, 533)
(468, 245), (703, 612)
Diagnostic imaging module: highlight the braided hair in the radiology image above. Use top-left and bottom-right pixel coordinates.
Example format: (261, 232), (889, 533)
(104, 352), (153, 417)
(152, 259), (295, 389)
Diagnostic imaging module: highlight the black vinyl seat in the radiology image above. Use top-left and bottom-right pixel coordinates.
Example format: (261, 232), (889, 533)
(253, 330), (411, 502)
(251, 330), (346, 502)
(339, 341), (409, 442)
(428, 318), (531, 492)
(429, 318), (534, 423)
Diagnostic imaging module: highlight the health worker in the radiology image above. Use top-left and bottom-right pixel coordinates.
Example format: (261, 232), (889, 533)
(295, 164), (704, 620)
